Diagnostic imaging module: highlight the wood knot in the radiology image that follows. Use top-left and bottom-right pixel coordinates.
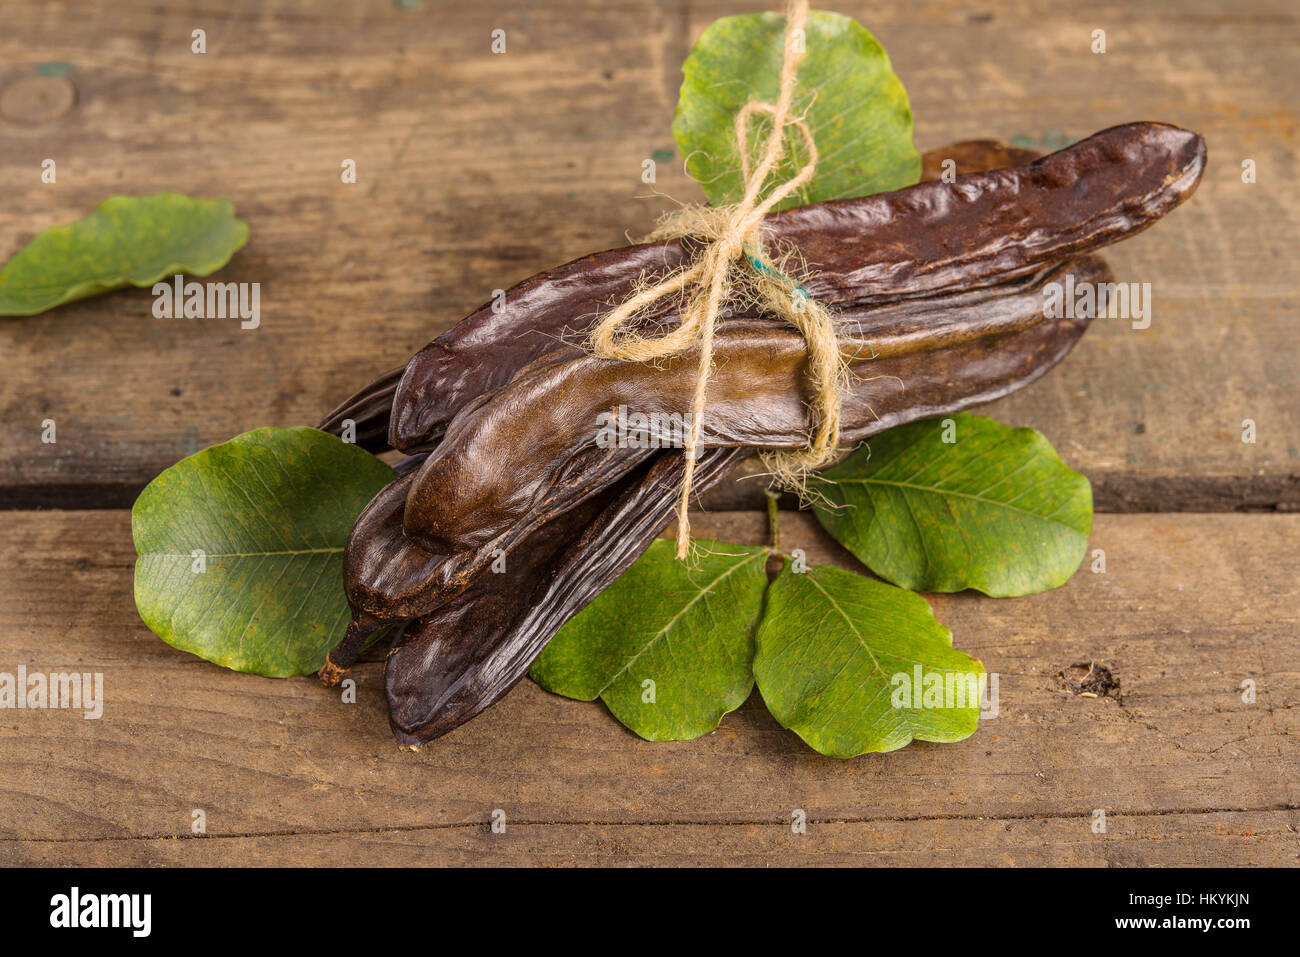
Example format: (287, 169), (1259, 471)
(1, 74), (77, 125)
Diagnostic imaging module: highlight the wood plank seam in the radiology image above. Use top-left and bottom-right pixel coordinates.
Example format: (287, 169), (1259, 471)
(5, 804), (1299, 844)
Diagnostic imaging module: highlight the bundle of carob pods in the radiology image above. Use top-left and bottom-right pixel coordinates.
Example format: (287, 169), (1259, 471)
(318, 122), (1205, 747)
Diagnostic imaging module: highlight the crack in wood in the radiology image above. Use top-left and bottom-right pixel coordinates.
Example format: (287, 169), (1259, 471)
(5, 803), (1298, 845)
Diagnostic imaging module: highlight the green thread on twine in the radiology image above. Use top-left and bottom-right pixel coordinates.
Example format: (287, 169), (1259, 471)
(743, 243), (811, 300)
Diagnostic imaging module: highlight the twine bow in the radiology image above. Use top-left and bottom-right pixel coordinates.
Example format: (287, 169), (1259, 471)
(589, 0), (843, 558)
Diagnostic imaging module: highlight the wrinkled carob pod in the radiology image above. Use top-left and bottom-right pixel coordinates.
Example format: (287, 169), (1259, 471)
(319, 125), (1203, 454)
(322, 124), (1206, 745)
(326, 254), (1109, 692)
(319, 141), (1036, 453)
(332, 255), (1106, 670)
(385, 122), (1203, 453)
(386, 447), (750, 746)
(319, 367), (405, 453)
(399, 257), (1111, 556)
(382, 256), (1114, 745)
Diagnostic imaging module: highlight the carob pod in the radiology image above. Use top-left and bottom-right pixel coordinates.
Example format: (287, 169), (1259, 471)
(383, 122), (1203, 453)
(399, 257), (1110, 557)
(324, 124), (1205, 743)
(319, 366), (404, 453)
(384, 253), (1114, 745)
(325, 254), (1109, 681)
(378, 258), (1108, 744)
(315, 128), (1188, 452)
(316, 141), (1033, 452)
(385, 447), (749, 746)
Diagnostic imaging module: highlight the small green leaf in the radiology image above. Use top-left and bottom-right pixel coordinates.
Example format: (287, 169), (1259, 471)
(530, 539), (769, 740)
(814, 414), (1092, 596)
(754, 563), (983, 757)
(673, 10), (919, 211)
(0, 193), (249, 316)
(132, 428), (394, 677)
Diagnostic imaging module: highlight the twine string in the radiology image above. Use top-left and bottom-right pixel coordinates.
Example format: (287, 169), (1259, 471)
(589, 0), (843, 558)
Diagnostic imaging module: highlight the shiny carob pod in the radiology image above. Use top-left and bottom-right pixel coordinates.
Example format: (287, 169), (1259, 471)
(385, 122), (1203, 453)
(385, 448), (751, 745)
(317, 125), (1204, 455)
(400, 257), (1112, 556)
(384, 254), (1115, 745)
(321, 124), (1206, 746)
(325, 255), (1110, 687)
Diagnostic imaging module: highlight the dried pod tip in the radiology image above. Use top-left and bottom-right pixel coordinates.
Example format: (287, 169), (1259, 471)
(317, 611), (385, 687)
(317, 656), (349, 688)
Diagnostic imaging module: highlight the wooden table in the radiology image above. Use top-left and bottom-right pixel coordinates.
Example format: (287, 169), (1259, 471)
(1, 0), (1295, 866)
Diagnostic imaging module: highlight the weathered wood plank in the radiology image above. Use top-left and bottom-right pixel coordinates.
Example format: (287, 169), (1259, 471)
(9, 811), (1296, 867)
(0, 0), (693, 502)
(0, 0), (1296, 509)
(1, 509), (1296, 865)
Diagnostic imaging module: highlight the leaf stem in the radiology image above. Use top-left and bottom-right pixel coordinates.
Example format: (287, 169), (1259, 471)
(765, 488), (781, 552)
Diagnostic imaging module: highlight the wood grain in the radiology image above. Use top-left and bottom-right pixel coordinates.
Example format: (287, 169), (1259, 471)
(0, 0), (1295, 869)
(0, 0), (1296, 509)
(10, 812), (1296, 867)
(1, 509), (1296, 865)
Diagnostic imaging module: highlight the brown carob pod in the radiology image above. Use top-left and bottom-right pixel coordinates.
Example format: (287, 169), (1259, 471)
(318, 366), (404, 453)
(375, 263), (1101, 744)
(323, 254), (1109, 682)
(399, 256), (1109, 556)
(317, 126), (1202, 456)
(382, 253), (1113, 745)
(320, 124), (1206, 745)
(385, 447), (750, 746)
(317, 141), (1031, 453)
(313, 128), (1191, 454)
(384, 122), (1203, 453)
